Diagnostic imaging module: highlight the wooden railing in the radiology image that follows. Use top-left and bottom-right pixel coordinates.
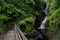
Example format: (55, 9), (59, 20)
(0, 24), (28, 40)
(14, 24), (28, 40)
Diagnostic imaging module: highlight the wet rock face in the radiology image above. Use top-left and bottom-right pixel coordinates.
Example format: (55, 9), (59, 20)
(35, 35), (49, 40)
(34, 14), (48, 40)
(45, 21), (59, 40)
(25, 29), (38, 40)
(34, 3), (49, 40)
(35, 13), (46, 29)
(34, 2), (46, 29)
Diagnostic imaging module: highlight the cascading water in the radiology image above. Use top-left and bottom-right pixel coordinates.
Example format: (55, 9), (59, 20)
(35, 4), (49, 40)
(38, 4), (49, 29)
(38, 16), (47, 29)
(44, 4), (49, 16)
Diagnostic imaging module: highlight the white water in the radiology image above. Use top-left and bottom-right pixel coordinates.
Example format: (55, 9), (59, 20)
(38, 5), (48, 30)
(44, 5), (48, 15)
(38, 16), (47, 29)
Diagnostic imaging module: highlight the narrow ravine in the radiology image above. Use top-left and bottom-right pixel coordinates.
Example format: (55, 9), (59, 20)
(38, 4), (49, 29)
(35, 4), (49, 40)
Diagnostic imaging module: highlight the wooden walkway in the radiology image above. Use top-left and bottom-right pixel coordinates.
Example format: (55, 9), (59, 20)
(3, 29), (15, 40)
(3, 24), (28, 40)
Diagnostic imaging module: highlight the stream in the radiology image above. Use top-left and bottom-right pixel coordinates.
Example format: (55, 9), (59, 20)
(38, 4), (49, 29)
(35, 4), (49, 40)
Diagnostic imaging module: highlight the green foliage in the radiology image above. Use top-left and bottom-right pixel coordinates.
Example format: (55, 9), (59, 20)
(0, 0), (27, 34)
(47, 0), (60, 32)
(0, 0), (45, 34)
(48, 9), (60, 32)
(17, 16), (35, 33)
(25, 0), (35, 5)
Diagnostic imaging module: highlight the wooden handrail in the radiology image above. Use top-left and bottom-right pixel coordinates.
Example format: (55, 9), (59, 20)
(15, 27), (22, 40)
(14, 24), (28, 40)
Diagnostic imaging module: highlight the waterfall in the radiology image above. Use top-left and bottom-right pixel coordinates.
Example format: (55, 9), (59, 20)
(35, 4), (49, 40)
(38, 16), (47, 29)
(44, 5), (49, 15)
(38, 5), (48, 30)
